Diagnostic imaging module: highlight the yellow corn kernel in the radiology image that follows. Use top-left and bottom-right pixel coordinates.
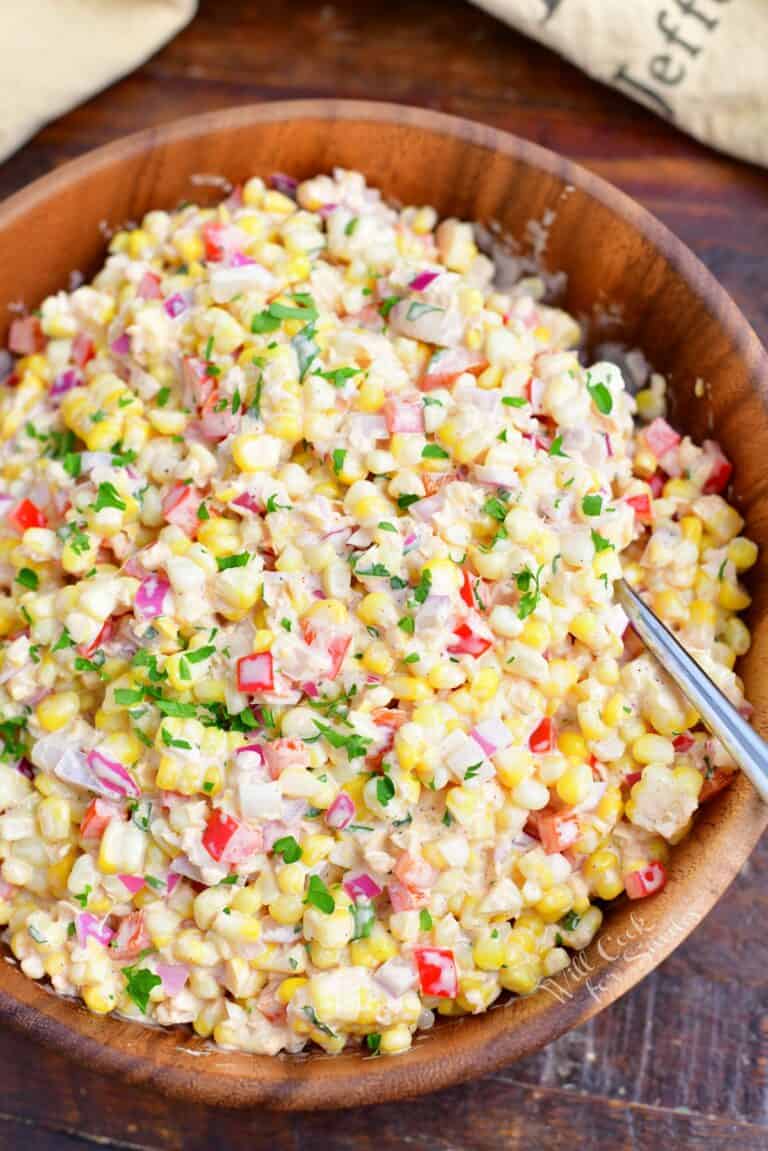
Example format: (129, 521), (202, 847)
(569, 612), (597, 647)
(277, 862), (307, 896)
(632, 733), (674, 765)
(519, 618), (550, 651)
(555, 762), (593, 806)
(386, 675), (432, 702)
(652, 589), (687, 624)
(38, 796), (71, 841)
(680, 515), (702, 545)
(362, 642), (394, 676)
(718, 580), (750, 612)
(536, 883), (573, 922)
(278, 976), (308, 1004)
(47, 850), (76, 898)
(728, 536), (758, 572)
(557, 731), (587, 761)
(197, 517), (241, 557)
(301, 834), (334, 867)
(597, 784), (623, 824)
(470, 668), (500, 701)
(268, 894), (304, 926)
(633, 448), (657, 478)
(499, 955), (542, 995)
(83, 985), (115, 1015)
(724, 616), (751, 656)
(673, 764), (704, 798)
(473, 934), (506, 971)
(689, 599), (716, 627)
(476, 364), (502, 390)
(379, 1024), (412, 1055)
(36, 691), (79, 732)
(356, 377), (385, 412)
(602, 692), (627, 729)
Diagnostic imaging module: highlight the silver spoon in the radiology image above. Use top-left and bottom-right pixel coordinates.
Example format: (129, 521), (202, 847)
(616, 579), (768, 803)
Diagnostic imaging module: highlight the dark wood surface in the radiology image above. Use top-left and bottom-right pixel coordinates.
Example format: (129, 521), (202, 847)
(1, 0), (766, 1146)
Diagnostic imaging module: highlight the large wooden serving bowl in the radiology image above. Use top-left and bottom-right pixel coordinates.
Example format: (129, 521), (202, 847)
(0, 101), (765, 1109)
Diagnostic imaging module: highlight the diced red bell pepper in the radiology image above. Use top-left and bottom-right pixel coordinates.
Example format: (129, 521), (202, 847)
(534, 809), (580, 854)
(71, 332), (95, 368)
(236, 652), (274, 694)
(460, 569), (487, 612)
(8, 498), (47, 533)
(264, 737), (309, 779)
(672, 733), (695, 753)
(388, 878), (427, 912)
(624, 861), (667, 900)
(162, 483), (202, 537)
(8, 316), (44, 356)
(623, 770), (642, 789)
(418, 349), (488, 391)
(137, 271), (163, 300)
(327, 633), (351, 678)
(625, 493), (653, 524)
(202, 809), (263, 863)
(111, 911), (151, 959)
(80, 797), (123, 839)
(394, 852), (435, 890)
(643, 418), (681, 460)
(182, 356), (217, 408)
(702, 444), (733, 495)
(529, 717), (555, 754)
(447, 623), (492, 657)
(422, 471), (457, 497)
(372, 708), (408, 731)
(202, 221), (227, 262)
(460, 568), (474, 609)
(700, 768), (735, 803)
(413, 946), (458, 998)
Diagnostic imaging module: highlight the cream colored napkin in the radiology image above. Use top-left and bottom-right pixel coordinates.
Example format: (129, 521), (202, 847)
(2, 0), (197, 163)
(2, 1), (765, 171)
(473, 0), (767, 168)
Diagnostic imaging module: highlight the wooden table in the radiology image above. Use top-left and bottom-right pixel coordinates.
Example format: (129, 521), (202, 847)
(1, 1), (767, 1146)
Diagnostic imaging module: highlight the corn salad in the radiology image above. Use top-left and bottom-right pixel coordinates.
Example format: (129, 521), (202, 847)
(0, 168), (754, 1057)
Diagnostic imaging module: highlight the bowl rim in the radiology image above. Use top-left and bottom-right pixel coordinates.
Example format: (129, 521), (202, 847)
(0, 99), (766, 1109)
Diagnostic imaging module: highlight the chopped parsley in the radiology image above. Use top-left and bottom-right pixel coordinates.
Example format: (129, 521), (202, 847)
(305, 874), (335, 915)
(122, 965), (161, 1013)
(582, 493), (603, 517)
(216, 552), (250, 571)
(273, 836), (302, 863)
(92, 482), (126, 513)
(586, 374), (613, 415)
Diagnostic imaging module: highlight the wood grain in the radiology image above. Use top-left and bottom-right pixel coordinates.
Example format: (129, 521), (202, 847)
(0, 0), (766, 1145)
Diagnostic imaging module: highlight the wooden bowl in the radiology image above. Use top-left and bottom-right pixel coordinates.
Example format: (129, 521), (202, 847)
(0, 100), (766, 1109)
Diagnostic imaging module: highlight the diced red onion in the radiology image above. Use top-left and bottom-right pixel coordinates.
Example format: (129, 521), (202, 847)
(343, 872), (382, 901)
(210, 264), (275, 303)
(301, 681), (319, 698)
(325, 791), (355, 830)
(373, 957), (418, 997)
(164, 293), (189, 319)
(110, 333), (131, 356)
(166, 872), (181, 895)
(409, 493), (445, 521)
(229, 251), (256, 267)
(79, 451), (113, 473)
(118, 874), (145, 895)
(270, 173), (298, 198)
(235, 743), (266, 765)
(156, 963), (189, 997)
(75, 912), (114, 948)
(135, 574), (171, 619)
(409, 270), (440, 291)
(473, 465), (520, 488)
(169, 854), (205, 882)
(51, 369), (81, 398)
(318, 203), (338, 217)
(86, 750), (140, 799)
(231, 491), (263, 515)
(471, 718), (513, 757)
(0, 349), (13, 384)
(15, 758), (34, 780)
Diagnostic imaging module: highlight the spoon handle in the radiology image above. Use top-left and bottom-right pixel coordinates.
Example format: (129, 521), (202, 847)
(617, 579), (768, 803)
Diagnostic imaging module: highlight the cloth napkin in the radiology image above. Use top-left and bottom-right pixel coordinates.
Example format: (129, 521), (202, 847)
(1, 0), (196, 164)
(474, 0), (767, 168)
(2, 1), (766, 170)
